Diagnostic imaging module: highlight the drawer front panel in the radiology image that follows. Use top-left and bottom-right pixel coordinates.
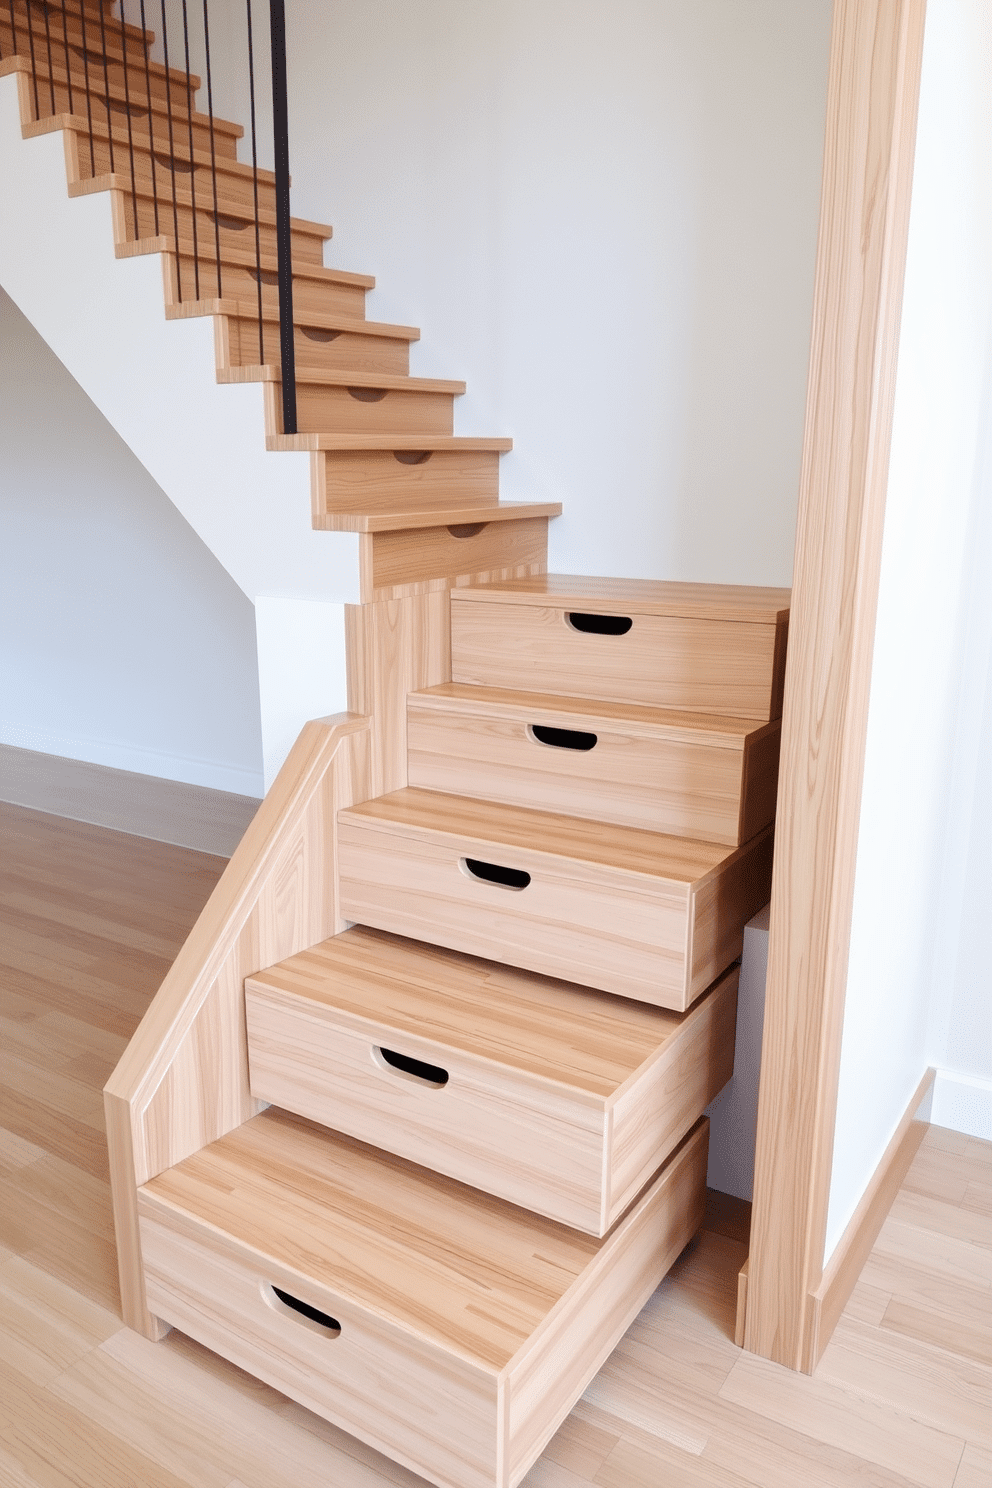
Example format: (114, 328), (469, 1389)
(408, 702), (748, 845)
(450, 602), (781, 720)
(247, 987), (608, 1233)
(337, 821), (694, 1009)
(139, 1205), (500, 1488)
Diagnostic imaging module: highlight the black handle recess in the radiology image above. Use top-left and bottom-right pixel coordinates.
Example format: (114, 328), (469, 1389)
(566, 612), (633, 636)
(270, 1285), (341, 1336)
(530, 724), (598, 751)
(377, 1047), (449, 1086)
(463, 857), (531, 890)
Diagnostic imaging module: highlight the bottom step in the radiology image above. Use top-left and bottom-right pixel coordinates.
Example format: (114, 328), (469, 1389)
(138, 1109), (708, 1488)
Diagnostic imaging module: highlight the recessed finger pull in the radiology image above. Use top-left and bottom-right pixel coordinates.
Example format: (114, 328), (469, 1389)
(376, 1047), (449, 1087)
(566, 612), (633, 636)
(267, 1285), (341, 1338)
(529, 725), (598, 751)
(462, 858), (531, 891)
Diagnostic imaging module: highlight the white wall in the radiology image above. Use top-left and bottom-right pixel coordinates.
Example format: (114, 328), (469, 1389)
(0, 286), (265, 796)
(825, 0), (992, 1261)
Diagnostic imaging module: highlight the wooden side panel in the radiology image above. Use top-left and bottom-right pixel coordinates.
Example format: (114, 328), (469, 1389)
(687, 826), (774, 1003)
(504, 1120), (709, 1488)
(746, 0), (927, 1370)
(139, 1205), (499, 1488)
(738, 721), (782, 844)
(407, 701), (752, 845)
(246, 986), (608, 1233)
(607, 967), (738, 1227)
(450, 602), (782, 720)
(317, 449), (497, 513)
(337, 819), (696, 1009)
(104, 715), (372, 1337)
(362, 519), (548, 602)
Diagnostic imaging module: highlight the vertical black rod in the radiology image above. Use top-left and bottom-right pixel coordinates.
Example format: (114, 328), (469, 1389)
(138, 0), (158, 233)
(201, 0), (222, 297)
(97, 0), (114, 171)
(159, 0), (182, 300)
(78, 0), (95, 173)
(3, 0), (14, 62)
(41, 0), (56, 116)
(269, 0), (296, 433)
(180, 0), (199, 298)
(119, 0), (138, 239)
(245, 0), (264, 363)
(59, 1), (73, 114)
(25, 0), (40, 120)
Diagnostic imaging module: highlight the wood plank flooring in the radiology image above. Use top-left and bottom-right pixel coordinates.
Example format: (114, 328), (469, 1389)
(1, 800), (989, 1488)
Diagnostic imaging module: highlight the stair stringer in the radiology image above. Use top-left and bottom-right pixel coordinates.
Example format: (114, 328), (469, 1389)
(0, 69), (359, 604)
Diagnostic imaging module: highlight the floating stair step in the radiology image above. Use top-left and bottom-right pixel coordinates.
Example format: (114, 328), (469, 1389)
(408, 682), (781, 846)
(205, 304), (418, 377)
(451, 574), (791, 721)
(319, 502), (562, 534)
(246, 925), (737, 1234)
(337, 789), (773, 1010)
(138, 1107), (708, 1488)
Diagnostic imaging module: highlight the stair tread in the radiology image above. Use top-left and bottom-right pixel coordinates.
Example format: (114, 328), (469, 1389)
(338, 787), (744, 883)
(165, 299), (419, 339)
(412, 682), (773, 744)
(268, 433), (513, 453)
(247, 925), (687, 1098)
(316, 502), (561, 533)
(232, 368), (462, 393)
(140, 1105), (609, 1370)
(453, 573), (792, 623)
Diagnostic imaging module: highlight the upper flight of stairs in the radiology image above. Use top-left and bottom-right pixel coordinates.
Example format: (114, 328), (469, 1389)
(3, 15), (790, 1488)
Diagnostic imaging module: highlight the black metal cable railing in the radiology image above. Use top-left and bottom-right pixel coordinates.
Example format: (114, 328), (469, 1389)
(1, 0), (298, 435)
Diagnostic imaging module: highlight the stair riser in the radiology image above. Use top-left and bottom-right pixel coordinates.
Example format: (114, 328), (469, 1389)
(407, 703), (781, 846)
(451, 601), (787, 721)
(168, 256), (367, 321)
(5, 26), (195, 110)
(108, 173), (326, 264)
(313, 449), (498, 512)
(355, 520), (549, 604)
(246, 963), (735, 1234)
(218, 316), (411, 376)
(289, 383), (455, 438)
(138, 1120), (708, 1488)
(336, 819), (772, 1010)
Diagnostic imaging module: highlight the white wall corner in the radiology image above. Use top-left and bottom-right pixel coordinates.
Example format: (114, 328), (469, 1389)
(931, 1069), (992, 1141)
(705, 902), (771, 1201)
(255, 597), (349, 790)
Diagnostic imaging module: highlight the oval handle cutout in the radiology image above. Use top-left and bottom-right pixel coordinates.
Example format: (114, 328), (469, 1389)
(566, 612), (633, 636)
(154, 152), (199, 174)
(266, 1285), (341, 1338)
(216, 213), (250, 232)
(529, 724), (598, 751)
(393, 450), (433, 465)
(374, 1046), (449, 1087)
(347, 386), (388, 402)
(447, 523), (487, 539)
(462, 857), (531, 891)
(301, 326), (342, 342)
(250, 267), (280, 286)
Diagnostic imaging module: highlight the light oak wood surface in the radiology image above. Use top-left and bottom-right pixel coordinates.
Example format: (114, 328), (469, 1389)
(360, 520), (549, 603)
(245, 926), (737, 1232)
(451, 575), (792, 624)
(408, 683), (781, 845)
(450, 599), (787, 722)
(138, 1111), (708, 1488)
(745, 0), (927, 1370)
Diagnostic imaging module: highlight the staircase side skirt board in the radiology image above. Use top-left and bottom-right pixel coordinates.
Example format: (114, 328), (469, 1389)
(137, 1112), (709, 1488)
(104, 714), (372, 1337)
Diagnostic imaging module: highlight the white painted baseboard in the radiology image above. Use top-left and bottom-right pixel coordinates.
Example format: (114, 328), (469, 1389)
(931, 1069), (992, 1141)
(0, 744), (260, 857)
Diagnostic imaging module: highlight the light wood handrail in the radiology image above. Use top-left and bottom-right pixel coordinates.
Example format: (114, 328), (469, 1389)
(104, 712), (371, 1337)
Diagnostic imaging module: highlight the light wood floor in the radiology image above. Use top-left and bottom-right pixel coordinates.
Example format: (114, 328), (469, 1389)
(1, 801), (989, 1488)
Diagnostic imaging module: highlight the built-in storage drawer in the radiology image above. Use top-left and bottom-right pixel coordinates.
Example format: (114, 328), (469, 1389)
(337, 788), (773, 1011)
(407, 683), (781, 846)
(246, 926), (737, 1234)
(138, 1109), (708, 1488)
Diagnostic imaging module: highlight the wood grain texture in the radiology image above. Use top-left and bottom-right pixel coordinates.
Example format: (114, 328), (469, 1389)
(337, 789), (771, 1010)
(361, 519), (549, 603)
(313, 449), (500, 514)
(408, 684), (780, 846)
(103, 715), (371, 1338)
(452, 576), (791, 624)
(451, 601), (786, 721)
(137, 1109), (708, 1488)
(803, 1068), (935, 1371)
(245, 927), (736, 1232)
(745, 0), (927, 1370)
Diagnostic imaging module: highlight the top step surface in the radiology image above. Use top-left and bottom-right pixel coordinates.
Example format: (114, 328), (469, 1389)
(452, 574), (791, 623)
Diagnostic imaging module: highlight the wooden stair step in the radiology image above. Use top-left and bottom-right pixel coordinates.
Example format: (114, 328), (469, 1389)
(270, 433), (512, 452)
(5, 15), (202, 101)
(451, 574), (791, 722)
(232, 367), (465, 395)
(408, 681), (781, 845)
(246, 924), (737, 1234)
(138, 1106), (708, 1488)
(315, 501), (561, 534)
(336, 788), (774, 1010)
(53, 110), (282, 190)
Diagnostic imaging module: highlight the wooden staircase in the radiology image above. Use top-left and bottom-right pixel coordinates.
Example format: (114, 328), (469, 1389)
(2, 12), (791, 1488)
